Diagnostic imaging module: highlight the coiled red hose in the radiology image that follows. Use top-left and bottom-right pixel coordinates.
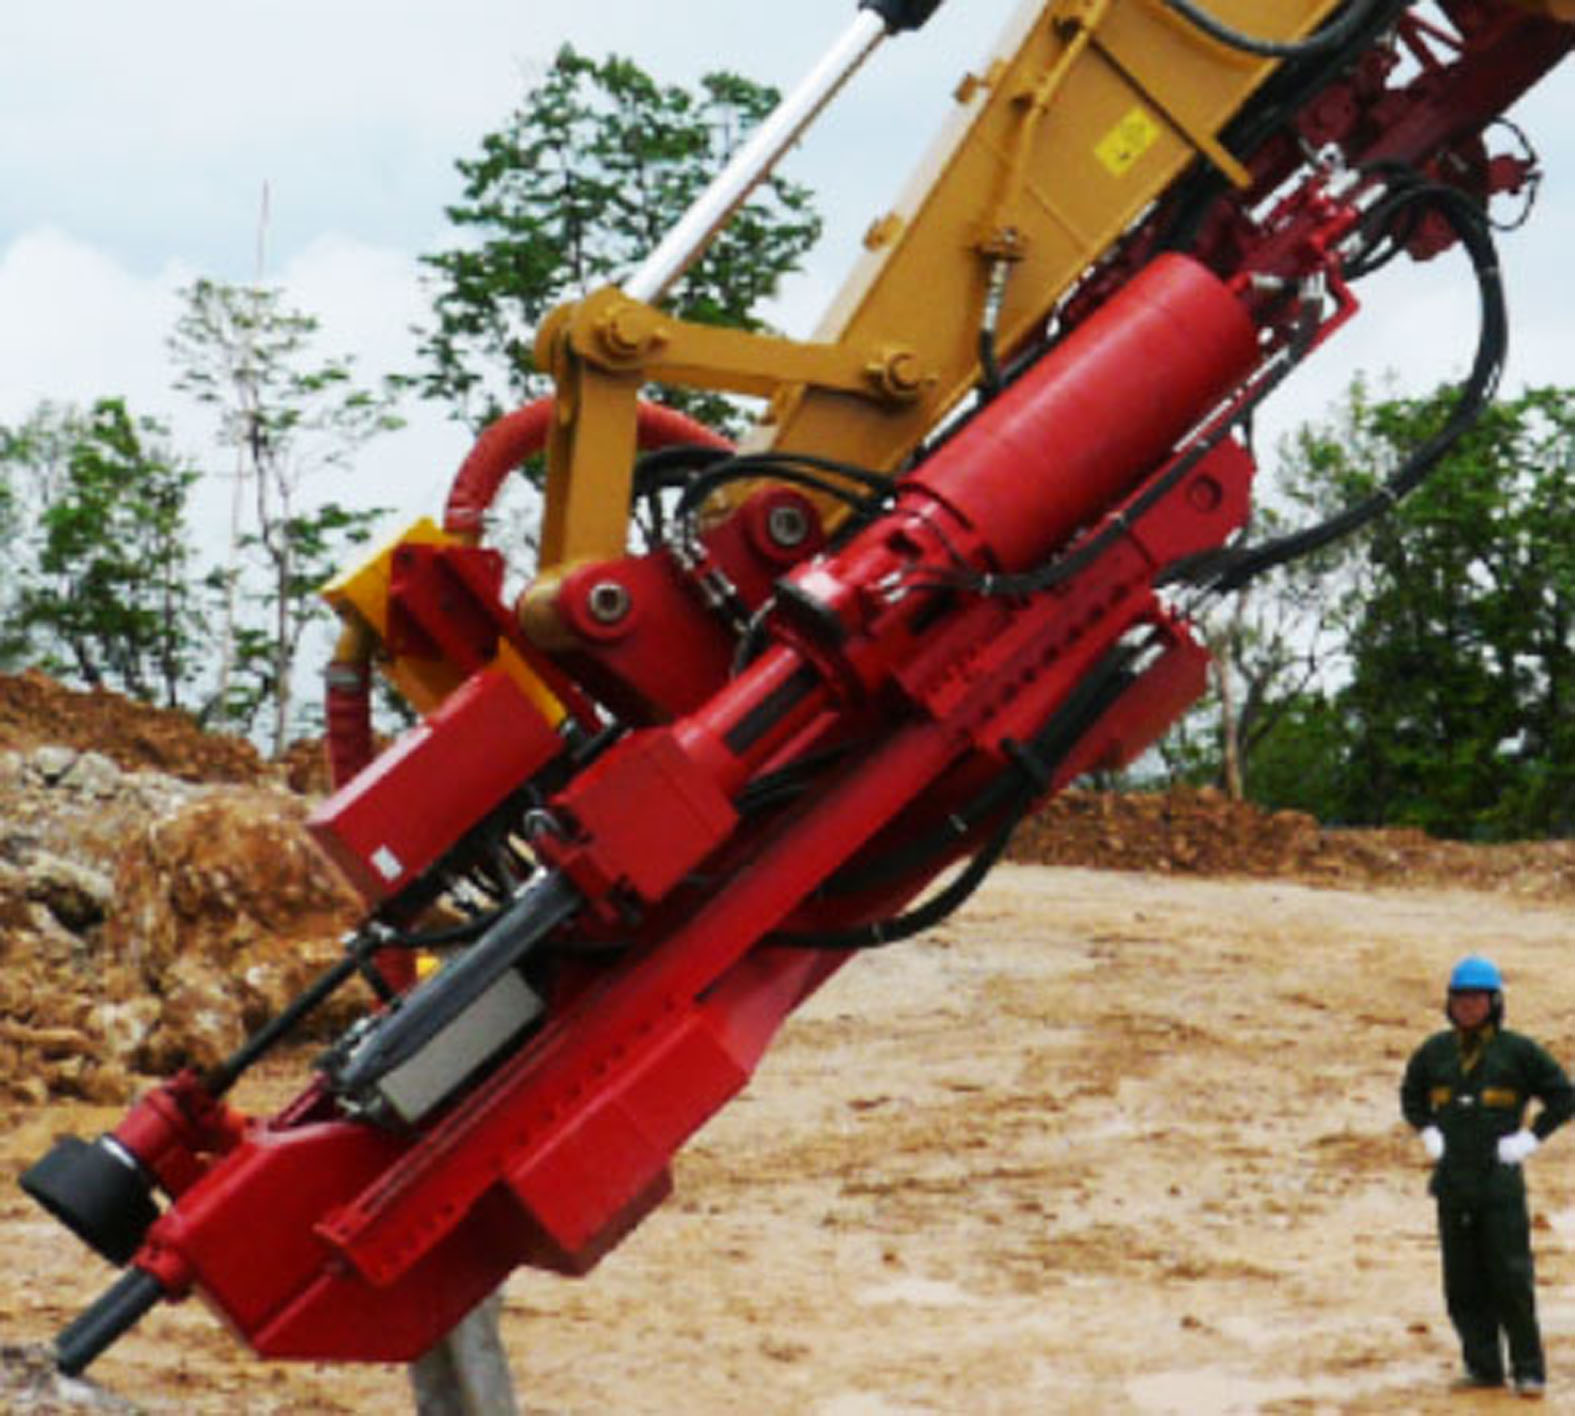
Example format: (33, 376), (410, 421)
(326, 397), (731, 789)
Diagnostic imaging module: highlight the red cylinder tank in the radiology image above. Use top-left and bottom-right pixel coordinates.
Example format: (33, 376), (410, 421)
(913, 253), (1258, 572)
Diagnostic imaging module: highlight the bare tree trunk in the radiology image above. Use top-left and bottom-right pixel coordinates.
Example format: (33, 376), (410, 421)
(271, 544), (292, 760)
(1213, 648), (1244, 802)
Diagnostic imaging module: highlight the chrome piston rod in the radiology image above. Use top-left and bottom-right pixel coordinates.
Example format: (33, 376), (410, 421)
(624, 8), (890, 305)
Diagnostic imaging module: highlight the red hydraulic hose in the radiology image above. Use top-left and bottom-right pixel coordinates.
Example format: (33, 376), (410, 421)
(442, 396), (733, 540)
(326, 397), (733, 789)
(324, 635), (376, 792)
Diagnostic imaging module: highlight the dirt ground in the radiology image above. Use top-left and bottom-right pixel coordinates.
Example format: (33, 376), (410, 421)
(8, 865), (1575, 1414)
(5, 670), (1575, 1413)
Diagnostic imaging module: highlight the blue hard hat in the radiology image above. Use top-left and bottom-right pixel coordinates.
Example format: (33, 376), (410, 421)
(1448, 955), (1503, 992)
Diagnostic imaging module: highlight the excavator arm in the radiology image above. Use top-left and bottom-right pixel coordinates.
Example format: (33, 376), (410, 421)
(22, 0), (1573, 1380)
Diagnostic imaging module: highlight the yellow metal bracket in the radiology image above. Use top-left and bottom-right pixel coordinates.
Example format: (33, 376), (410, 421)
(563, 286), (934, 405)
(532, 285), (938, 573)
(982, 0), (1116, 259)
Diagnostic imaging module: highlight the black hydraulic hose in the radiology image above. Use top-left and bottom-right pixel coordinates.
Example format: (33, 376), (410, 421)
(1165, 0), (1385, 59)
(674, 451), (893, 524)
(771, 809), (1020, 952)
(199, 896), (521, 1098)
(1340, 161), (1441, 281)
(1340, 197), (1423, 280)
(977, 327), (1005, 400)
(1154, 0), (1411, 256)
(633, 442), (735, 496)
(391, 908), (504, 950)
(632, 443), (735, 544)
(772, 640), (1146, 949)
(204, 951), (363, 1096)
(738, 743), (855, 815)
(1482, 119), (1542, 234)
(829, 639), (1146, 900)
(1187, 183), (1507, 593)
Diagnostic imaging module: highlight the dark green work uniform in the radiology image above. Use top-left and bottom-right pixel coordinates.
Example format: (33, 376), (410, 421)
(1401, 1026), (1575, 1386)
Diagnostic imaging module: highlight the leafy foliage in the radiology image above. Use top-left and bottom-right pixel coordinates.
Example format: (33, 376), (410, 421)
(1148, 486), (1348, 806)
(1256, 383), (1575, 838)
(0, 400), (203, 704)
(170, 279), (399, 751)
(415, 45), (822, 433)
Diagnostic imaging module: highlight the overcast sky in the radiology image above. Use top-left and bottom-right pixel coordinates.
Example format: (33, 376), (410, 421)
(2, 0), (1572, 546)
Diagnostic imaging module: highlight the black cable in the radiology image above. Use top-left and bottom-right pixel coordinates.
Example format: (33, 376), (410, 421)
(1341, 164), (1433, 280)
(389, 908), (507, 950)
(770, 639), (1147, 950)
(1180, 181), (1506, 594)
(769, 809), (1020, 952)
(738, 742), (854, 815)
(977, 327), (1004, 400)
(1483, 118), (1542, 234)
(632, 443), (735, 495)
(1165, 0), (1385, 59)
(630, 443), (734, 544)
(673, 450), (894, 524)
(1153, 0), (1411, 256)
(204, 928), (390, 1094)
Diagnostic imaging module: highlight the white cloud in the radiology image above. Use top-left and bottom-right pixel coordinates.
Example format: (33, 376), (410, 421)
(278, 234), (474, 527)
(0, 229), (189, 423)
(0, 225), (470, 553)
(1, 1), (1571, 528)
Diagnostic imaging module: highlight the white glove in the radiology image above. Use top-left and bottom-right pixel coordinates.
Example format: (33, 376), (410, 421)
(1420, 1125), (1445, 1161)
(1498, 1130), (1540, 1166)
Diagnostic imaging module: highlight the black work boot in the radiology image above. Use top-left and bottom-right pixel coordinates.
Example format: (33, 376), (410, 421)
(1451, 1367), (1506, 1390)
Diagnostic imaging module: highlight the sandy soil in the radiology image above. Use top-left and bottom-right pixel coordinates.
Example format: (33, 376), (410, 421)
(8, 862), (1575, 1414)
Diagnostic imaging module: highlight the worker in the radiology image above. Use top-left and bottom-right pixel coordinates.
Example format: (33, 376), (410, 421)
(1400, 955), (1575, 1399)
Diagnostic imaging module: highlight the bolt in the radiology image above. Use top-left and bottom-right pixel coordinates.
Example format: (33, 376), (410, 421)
(866, 346), (926, 401)
(596, 301), (666, 361)
(765, 502), (812, 549)
(1186, 475), (1224, 515)
(586, 580), (632, 625)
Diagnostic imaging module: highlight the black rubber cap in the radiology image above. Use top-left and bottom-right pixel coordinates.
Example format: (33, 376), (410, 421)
(20, 1135), (159, 1266)
(860, 0), (945, 32)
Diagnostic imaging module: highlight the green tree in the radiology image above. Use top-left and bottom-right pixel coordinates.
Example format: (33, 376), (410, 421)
(1273, 382), (1575, 838)
(0, 399), (203, 703)
(170, 279), (399, 754)
(1148, 478), (1350, 809)
(1228, 690), (1355, 821)
(415, 45), (822, 433)
(0, 415), (39, 670)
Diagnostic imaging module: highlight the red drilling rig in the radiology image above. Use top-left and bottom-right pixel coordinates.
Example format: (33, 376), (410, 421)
(22, 0), (1572, 1387)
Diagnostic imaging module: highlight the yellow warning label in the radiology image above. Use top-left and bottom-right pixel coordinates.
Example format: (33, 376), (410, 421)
(1096, 106), (1161, 177)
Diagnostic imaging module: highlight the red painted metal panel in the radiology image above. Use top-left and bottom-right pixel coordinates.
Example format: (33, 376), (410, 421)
(307, 668), (563, 903)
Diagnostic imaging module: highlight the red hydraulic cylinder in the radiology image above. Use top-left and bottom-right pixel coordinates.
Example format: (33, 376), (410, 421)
(914, 252), (1258, 572)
